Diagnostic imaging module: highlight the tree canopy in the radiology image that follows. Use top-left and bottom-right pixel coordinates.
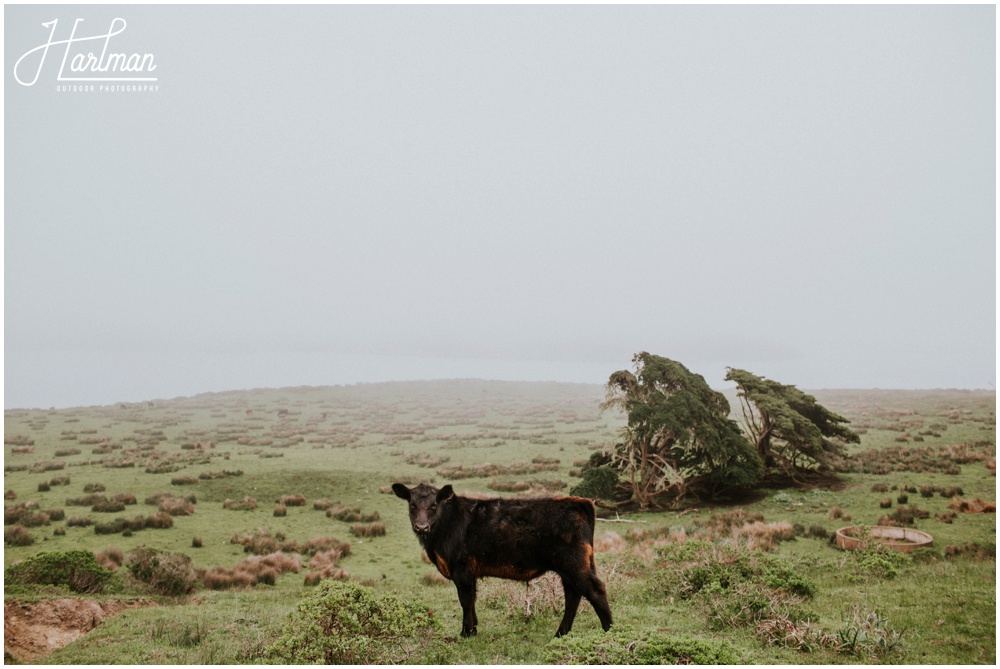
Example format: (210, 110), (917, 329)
(724, 367), (860, 475)
(602, 353), (762, 507)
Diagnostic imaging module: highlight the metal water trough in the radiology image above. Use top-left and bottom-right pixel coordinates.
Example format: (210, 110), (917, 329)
(835, 526), (933, 553)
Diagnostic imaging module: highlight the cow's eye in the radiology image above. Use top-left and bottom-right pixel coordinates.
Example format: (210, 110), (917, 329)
(429, 503), (437, 511)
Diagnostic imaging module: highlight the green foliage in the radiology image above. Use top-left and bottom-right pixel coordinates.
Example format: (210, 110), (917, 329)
(834, 609), (905, 661)
(725, 367), (859, 472)
(655, 540), (815, 630)
(544, 626), (741, 664)
(846, 529), (910, 582)
(125, 547), (198, 596)
(603, 352), (762, 506)
(4, 550), (113, 593)
(569, 465), (620, 501)
(266, 580), (443, 664)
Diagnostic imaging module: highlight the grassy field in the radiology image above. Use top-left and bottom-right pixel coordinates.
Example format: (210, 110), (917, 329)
(3, 380), (995, 664)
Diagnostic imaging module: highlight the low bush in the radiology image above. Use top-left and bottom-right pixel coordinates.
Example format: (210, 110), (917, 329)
(569, 464), (621, 502)
(544, 626), (740, 664)
(125, 547), (197, 596)
(4, 550), (113, 593)
(266, 580), (441, 664)
(654, 540), (816, 630)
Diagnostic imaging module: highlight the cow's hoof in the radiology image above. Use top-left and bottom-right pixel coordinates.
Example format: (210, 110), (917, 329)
(460, 627), (477, 638)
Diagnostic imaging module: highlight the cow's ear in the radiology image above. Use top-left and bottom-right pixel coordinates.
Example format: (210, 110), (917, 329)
(391, 483), (411, 501)
(436, 484), (454, 503)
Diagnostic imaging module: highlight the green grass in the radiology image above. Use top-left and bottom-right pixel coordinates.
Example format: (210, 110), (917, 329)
(4, 382), (995, 664)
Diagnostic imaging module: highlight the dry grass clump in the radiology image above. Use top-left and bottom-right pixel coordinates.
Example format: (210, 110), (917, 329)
(145, 511), (174, 529)
(480, 571), (563, 620)
(94, 547), (124, 571)
(349, 522), (386, 538)
(403, 452), (450, 469)
(5, 525), (36, 546)
(487, 479), (566, 494)
(935, 511), (957, 524)
(877, 504), (931, 527)
(230, 529), (352, 558)
(594, 531), (627, 554)
(66, 493), (108, 507)
(171, 476), (199, 486)
(92, 500), (126, 513)
(66, 516), (92, 527)
(4, 490), (16, 500)
(312, 498), (336, 510)
(157, 496), (196, 516)
(223, 496), (257, 511)
(947, 497), (996, 514)
(274, 504), (287, 517)
(199, 551), (302, 590)
(944, 542), (995, 560)
(326, 504), (380, 523)
(421, 570), (449, 586)
(280, 494), (307, 507)
(303, 549), (349, 585)
(730, 521), (796, 551)
(879, 498), (893, 509)
(828, 507), (851, 521)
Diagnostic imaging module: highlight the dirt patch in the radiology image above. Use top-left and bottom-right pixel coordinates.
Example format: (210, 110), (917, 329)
(4, 598), (155, 663)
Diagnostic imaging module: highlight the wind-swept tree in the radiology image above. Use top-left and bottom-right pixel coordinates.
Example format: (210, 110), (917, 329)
(724, 367), (860, 476)
(602, 353), (762, 508)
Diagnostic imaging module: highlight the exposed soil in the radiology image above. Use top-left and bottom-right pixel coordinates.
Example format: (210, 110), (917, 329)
(4, 598), (155, 663)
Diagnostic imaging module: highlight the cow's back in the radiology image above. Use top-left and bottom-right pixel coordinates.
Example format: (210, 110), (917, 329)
(462, 495), (597, 580)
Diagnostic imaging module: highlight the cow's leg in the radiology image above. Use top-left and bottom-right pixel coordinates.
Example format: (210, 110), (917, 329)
(582, 572), (613, 632)
(454, 577), (478, 637)
(556, 577), (582, 637)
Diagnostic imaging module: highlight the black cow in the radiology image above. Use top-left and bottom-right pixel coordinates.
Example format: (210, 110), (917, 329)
(392, 482), (613, 638)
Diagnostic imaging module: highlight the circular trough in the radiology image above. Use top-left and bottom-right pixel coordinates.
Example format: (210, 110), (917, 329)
(835, 526), (933, 553)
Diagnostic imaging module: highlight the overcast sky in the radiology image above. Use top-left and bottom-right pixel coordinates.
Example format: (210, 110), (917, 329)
(4, 4), (996, 408)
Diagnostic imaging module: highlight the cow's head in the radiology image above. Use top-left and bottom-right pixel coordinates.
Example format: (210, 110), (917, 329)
(392, 482), (454, 536)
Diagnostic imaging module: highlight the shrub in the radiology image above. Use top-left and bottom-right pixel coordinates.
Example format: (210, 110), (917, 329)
(5, 525), (34, 546)
(280, 494), (307, 507)
(654, 541), (815, 630)
(274, 504), (287, 517)
(4, 550), (113, 593)
(569, 465), (620, 501)
(171, 476), (198, 486)
(66, 516), (92, 527)
(4, 490), (16, 500)
(544, 626), (740, 664)
(38, 481), (51, 492)
(266, 580), (441, 664)
(83, 483), (106, 493)
(192, 536), (203, 548)
(125, 547), (197, 596)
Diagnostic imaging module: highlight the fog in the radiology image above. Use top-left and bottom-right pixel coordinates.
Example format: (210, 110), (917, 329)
(4, 4), (996, 409)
